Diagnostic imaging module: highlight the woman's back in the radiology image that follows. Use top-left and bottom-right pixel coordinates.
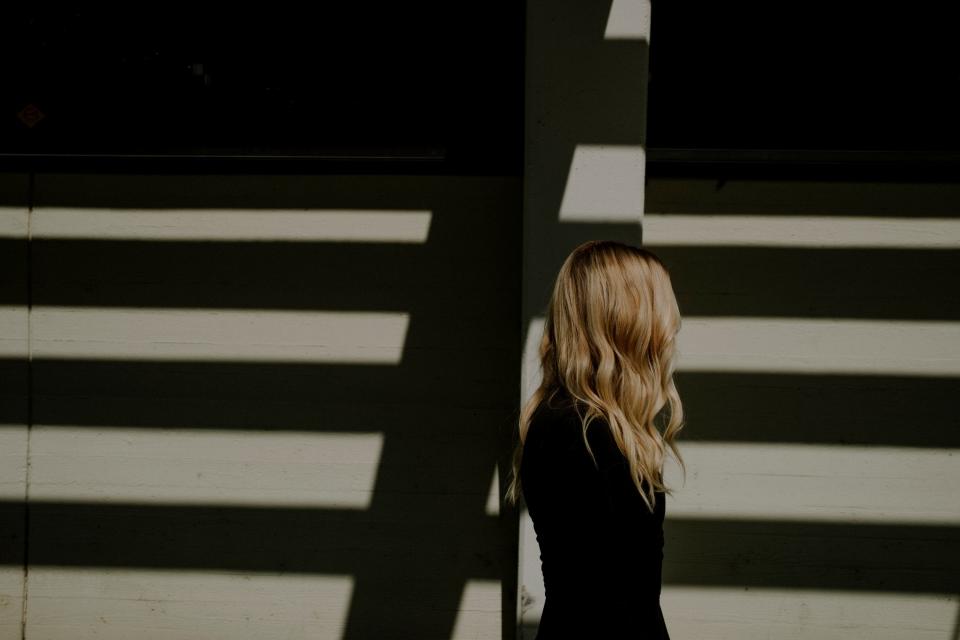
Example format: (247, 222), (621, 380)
(520, 387), (670, 639)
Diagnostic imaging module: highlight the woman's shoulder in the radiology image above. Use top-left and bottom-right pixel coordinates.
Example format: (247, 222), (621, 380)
(529, 388), (616, 454)
(529, 387), (580, 435)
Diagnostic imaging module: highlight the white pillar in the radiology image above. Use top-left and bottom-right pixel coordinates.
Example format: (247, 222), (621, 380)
(519, 0), (652, 636)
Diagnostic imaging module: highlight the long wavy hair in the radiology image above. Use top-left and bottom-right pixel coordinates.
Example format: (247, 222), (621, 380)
(504, 240), (686, 513)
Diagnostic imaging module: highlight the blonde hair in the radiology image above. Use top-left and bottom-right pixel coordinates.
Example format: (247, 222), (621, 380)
(505, 240), (686, 513)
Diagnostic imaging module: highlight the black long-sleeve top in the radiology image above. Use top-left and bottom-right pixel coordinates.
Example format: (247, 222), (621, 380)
(520, 386), (670, 639)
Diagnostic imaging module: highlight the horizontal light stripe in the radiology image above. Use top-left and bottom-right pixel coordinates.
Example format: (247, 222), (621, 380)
(28, 307), (410, 363)
(519, 508), (546, 623)
(677, 317), (960, 376)
(0, 426), (28, 501)
(0, 305), (28, 358)
(642, 213), (960, 248)
(522, 317), (547, 402)
(486, 464), (500, 516)
(604, 0), (650, 40)
(26, 568), (354, 640)
(660, 586), (958, 640)
(558, 145), (645, 222)
(663, 442), (960, 524)
(0, 206), (28, 237)
(30, 208), (432, 243)
(529, 315), (960, 378)
(0, 567), (24, 637)
(28, 427), (384, 508)
(451, 580), (501, 640)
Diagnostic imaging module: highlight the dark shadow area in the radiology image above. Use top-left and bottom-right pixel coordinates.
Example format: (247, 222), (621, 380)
(1, 241), (954, 321)
(1, 500), (503, 577)
(0, 172), (523, 639)
(1, 5), (525, 178)
(648, 246), (960, 321)
(0, 364), (954, 450)
(662, 517), (960, 594)
(675, 372), (960, 448)
(645, 6), (960, 155)
(645, 179), (960, 217)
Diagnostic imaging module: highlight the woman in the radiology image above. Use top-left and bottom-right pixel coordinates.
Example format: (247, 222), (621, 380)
(505, 240), (686, 638)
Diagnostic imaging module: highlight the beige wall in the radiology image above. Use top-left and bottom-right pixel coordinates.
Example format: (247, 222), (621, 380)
(645, 177), (960, 639)
(1, 173), (522, 639)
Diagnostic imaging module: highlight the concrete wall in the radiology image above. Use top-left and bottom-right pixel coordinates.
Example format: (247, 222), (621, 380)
(644, 177), (960, 639)
(0, 172), (522, 639)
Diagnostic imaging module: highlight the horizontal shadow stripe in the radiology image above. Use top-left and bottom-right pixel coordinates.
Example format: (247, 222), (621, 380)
(662, 517), (960, 594)
(5, 501), (956, 594)
(2, 359), (518, 432)
(0, 230), (519, 313)
(653, 246), (960, 321)
(675, 371), (960, 448)
(0, 240), (953, 320)
(26, 174), (519, 210)
(643, 179), (960, 217)
(1, 362), (951, 448)
(1, 501), (504, 577)
(4, 238), (506, 312)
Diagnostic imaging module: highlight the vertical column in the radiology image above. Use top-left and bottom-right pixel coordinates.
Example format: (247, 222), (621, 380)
(0, 174), (30, 640)
(519, 0), (651, 636)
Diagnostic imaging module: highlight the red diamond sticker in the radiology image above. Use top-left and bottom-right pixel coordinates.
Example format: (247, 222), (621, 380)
(17, 103), (46, 128)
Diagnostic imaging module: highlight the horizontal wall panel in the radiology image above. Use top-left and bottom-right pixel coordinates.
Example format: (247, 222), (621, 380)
(0, 308), (27, 359)
(30, 208), (432, 243)
(664, 443), (960, 524)
(5, 501), (504, 575)
(660, 586), (958, 640)
(25, 568), (354, 640)
(629, 245), (960, 321)
(643, 214), (960, 248)
(661, 518), (960, 593)
(644, 178), (960, 217)
(676, 317), (960, 376)
(28, 428), (384, 508)
(0, 207), (28, 238)
(29, 307), (410, 364)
